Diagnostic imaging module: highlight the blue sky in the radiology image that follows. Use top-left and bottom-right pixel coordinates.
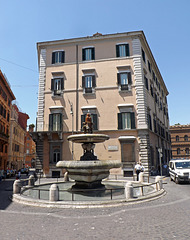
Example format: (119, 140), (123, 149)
(0, 0), (190, 126)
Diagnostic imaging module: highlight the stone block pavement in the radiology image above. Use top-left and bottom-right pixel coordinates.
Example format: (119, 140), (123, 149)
(1, 176), (190, 239)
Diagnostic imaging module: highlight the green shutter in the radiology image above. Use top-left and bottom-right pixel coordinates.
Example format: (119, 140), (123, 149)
(49, 114), (53, 131)
(82, 49), (85, 61)
(116, 45), (119, 57)
(92, 75), (96, 88)
(61, 78), (64, 90)
(52, 52), (55, 64)
(92, 48), (95, 60)
(82, 76), (85, 88)
(61, 51), (65, 63)
(118, 113), (122, 129)
(59, 113), (62, 131)
(131, 112), (136, 129)
(117, 73), (121, 85)
(92, 114), (98, 130)
(51, 79), (54, 90)
(81, 114), (86, 130)
(126, 44), (130, 56)
(128, 72), (132, 84)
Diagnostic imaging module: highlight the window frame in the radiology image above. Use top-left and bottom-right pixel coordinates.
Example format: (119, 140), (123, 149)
(82, 47), (95, 61)
(117, 71), (132, 91)
(82, 74), (96, 94)
(49, 113), (62, 131)
(51, 77), (64, 96)
(116, 43), (130, 58)
(52, 51), (65, 64)
(118, 112), (136, 130)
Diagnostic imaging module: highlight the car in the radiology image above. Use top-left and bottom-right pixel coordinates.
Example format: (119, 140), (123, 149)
(169, 159), (190, 184)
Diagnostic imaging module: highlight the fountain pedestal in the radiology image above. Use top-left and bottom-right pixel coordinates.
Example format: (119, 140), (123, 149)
(56, 134), (121, 190)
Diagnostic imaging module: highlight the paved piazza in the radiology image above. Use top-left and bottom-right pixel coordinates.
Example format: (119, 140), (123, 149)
(1, 177), (190, 240)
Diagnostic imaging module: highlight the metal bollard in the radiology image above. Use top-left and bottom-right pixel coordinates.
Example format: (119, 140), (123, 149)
(139, 172), (144, 183)
(125, 182), (133, 199)
(49, 184), (59, 201)
(28, 175), (35, 186)
(13, 180), (22, 194)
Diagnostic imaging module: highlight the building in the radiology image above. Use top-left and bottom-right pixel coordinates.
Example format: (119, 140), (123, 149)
(24, 127), (36, 168)
(0, 69), (15, 170)
(8, 104), (29, 170)
(33, 31), (171, 177)
(170, 124), (190, 159)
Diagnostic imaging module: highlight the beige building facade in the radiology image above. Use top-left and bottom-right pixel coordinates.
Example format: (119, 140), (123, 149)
(34, 31), (171, 177)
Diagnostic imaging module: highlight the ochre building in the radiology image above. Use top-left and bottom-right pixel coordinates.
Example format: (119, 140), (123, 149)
(170, 124), (190, 159)
(0, 69), (15, 170)
(33, 31), (171, 177)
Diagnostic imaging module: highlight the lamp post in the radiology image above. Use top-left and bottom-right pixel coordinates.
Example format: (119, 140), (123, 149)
(70, 103), (74, 160)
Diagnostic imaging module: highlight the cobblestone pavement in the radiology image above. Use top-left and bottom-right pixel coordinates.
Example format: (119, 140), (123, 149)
(1, 177), (190, 240)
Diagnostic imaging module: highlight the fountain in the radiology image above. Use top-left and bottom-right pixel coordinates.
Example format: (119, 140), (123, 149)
(56, 113), (121, 190)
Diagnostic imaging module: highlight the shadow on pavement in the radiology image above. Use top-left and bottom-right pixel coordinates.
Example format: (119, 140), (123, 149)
(0, 178), (15, 210)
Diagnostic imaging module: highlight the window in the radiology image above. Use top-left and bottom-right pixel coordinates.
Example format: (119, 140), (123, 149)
(81, 113), (98, 130)
(142, 48), (146, 63)
(148, 60), (151, 73)
(185, 148), (189, 155)
(51, 78), (64, 96)
(144, 76), (149, 90)
(147, 112), (152, 130)
(26, 149), (29, 154)
(49, 113), (62, 131)
(150, 85), (154, 97)
(52, 51), (65, 64)
(53, 149), (60, 163)
(177, 148), (180, 155)
(82, 47), (95, 61)
(118, 112), (135, 130)
(116, 44), (130, 57)
(117, 72), (132, 91)
(184, 135), (188, 141)
(82, 75), (96, 94)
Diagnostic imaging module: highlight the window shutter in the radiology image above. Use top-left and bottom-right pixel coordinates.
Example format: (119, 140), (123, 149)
(125, 44), (130, 56)
(128, 72), (132, 84)
(51, 79), (54, 90)
(118, 113), (122, 129)
(59, 113), (62, 131)
(52, 52), (55, 64)
(82, 49), (85, 61)
(91, 48), (95, 60)
(117, 73), (121, 85)
(116, 45), (119, 57)
(92, 75), (96, 88)
(49, 114), (53, 131)
(61, 78), (64, 90)
(82, 76), (85, 88)
(61, 51), (65, 63)
(81, 114), (86, 130)
(131, 112), (136, 129)
(92, 114), (98, 130)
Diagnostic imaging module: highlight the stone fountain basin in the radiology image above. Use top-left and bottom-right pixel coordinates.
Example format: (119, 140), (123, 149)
(56, 160), (121, 183)
(67, 134), (109, 143)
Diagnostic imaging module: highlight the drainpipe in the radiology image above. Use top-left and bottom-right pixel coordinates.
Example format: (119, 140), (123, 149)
(76, 44), (79, 132)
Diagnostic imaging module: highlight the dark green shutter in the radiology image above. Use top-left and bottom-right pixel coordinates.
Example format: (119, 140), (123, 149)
(61, 78), (64, 90)
(92, 48), (95, 60)
(59, 113), (62, 131)
(61, 51), (65, 63)
(92, 114), (98, 130)
(49, 114), (53, 131)
(131, 112), (136, 129)
(118, 113), (122, 129)
(126, 44), (130, 56)
(82, 76), (85, 88)
(52, 52), (55, 64)
(51, 79), (54, 90)
(82, 49), (85, 61)
(116, 45), (119, 57)
(81, 114), (86, 130)
(128, 72), (132, 84)
(117, 73), (121, 85)
(92, 75), (96, 88)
